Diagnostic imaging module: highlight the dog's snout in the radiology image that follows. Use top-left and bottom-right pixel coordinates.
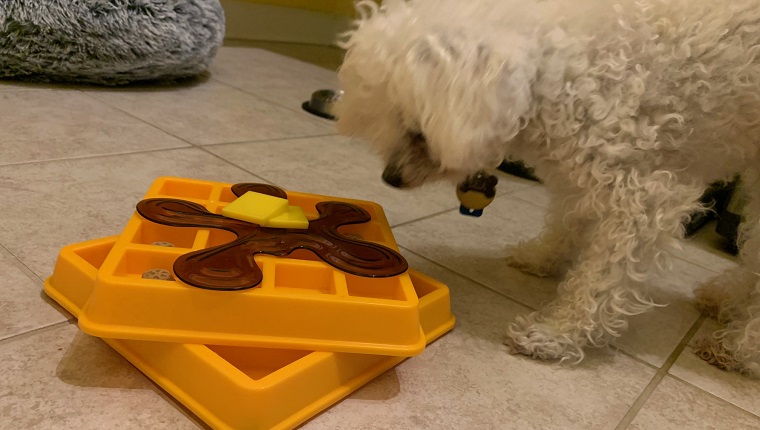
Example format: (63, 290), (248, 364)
(382, 168), (404, 188)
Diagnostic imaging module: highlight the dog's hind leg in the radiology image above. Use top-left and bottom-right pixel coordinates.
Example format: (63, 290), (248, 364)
(695, 177), (754, 322)
(691, 294), (760, 377)
(694, 174), (760, 376)
(505, 170), (704, 362)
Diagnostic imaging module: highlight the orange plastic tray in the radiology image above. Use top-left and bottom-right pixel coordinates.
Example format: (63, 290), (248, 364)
(45, 236), (455, 430)
(76, 177), (425, 356)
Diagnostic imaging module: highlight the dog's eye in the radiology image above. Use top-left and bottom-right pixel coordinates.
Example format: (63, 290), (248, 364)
(407, 132), (429, 156)
(408, 131), (426, 146)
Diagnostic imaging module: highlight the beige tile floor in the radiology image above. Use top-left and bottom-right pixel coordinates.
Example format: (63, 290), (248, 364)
(1, 44), (759, 430)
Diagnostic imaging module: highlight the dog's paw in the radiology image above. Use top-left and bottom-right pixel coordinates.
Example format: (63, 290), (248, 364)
(691, 337), (743, 373)
(691, 336), (760, 377)
(694, 288), (723, 321)
(505, 243), (563, 277)
(504, 316), (584, 363)
(694, 269), (758, 324)
(694, 283), (732, 323)
(505, 255), (557, 277)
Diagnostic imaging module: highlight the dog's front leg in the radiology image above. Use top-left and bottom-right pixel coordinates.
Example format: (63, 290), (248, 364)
(695, 266), (756, 323)
(505, 171), (703, 362)
(504, 216), (655, 362)
(506, 192), (589, 277)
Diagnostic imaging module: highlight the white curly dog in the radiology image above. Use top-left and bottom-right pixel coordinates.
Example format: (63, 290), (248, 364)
(335, 0), (760, 376)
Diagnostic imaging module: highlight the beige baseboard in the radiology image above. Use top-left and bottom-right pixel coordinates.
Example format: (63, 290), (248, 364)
(221, 0), (353, 46)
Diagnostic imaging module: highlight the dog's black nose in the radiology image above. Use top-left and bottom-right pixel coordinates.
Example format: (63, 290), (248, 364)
(382, 169), (404, 188)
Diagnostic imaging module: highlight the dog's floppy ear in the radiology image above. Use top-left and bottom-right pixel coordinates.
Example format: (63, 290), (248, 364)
(396, 33), (537, 172)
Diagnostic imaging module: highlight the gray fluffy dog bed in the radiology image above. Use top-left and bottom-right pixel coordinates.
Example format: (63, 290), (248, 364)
(0, 0), (225, 85)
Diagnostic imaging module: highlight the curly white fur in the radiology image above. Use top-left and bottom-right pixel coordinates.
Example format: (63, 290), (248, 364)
(336, 0), (760, 375)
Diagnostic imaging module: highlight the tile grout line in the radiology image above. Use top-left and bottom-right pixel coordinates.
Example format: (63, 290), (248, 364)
(397, 245), (541, 312)
(613, 315), (707, 430)
(506, 189), (551, 211)
(0, 320), (73, 346)
(666, 372), (760, 420)
(390, 207), (460, 229)
(0, 241), (78, 328)
(612, 372), (666, 430)
(607, 344), (660, 370)
(0, 133), (339, 169)
(0, 146), (189, 168)
(199, 132), (338, 148)
(203, 73), (342, 126)
(77, 90), (204, 147)
(196, 146), (279, 186)
(79, 86), (337, 148)
(670, 252), (733, 276)
(382, 176), (544, 228)
(207, 75), (339, 120)
(0, 242), (44, 286)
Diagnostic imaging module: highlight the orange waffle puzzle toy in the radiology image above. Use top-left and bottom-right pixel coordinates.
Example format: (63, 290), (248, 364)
(44, 176), (455, 430)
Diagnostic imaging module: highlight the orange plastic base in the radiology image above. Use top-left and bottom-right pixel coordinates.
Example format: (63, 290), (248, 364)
(45, 237), (455, 430)
(76, 177), (425, 356)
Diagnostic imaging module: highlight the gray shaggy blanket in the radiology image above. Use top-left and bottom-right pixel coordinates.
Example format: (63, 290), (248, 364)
(0, 0), (225, 85)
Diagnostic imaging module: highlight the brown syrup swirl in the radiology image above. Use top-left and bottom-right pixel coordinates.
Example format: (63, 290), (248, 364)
(135, 183), (408, 291)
